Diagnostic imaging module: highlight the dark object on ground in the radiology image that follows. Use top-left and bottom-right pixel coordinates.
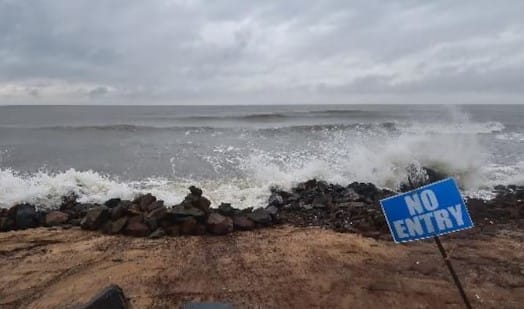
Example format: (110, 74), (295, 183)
(77, 284), (128, 309)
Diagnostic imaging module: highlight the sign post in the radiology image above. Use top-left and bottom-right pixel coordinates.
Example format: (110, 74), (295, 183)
(380, 178), (474, 309)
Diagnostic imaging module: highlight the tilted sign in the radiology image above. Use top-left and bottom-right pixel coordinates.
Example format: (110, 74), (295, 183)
(380, 178), (474, 243)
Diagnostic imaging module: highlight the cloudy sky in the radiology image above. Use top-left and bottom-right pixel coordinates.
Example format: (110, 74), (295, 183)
(1, 0), (523, 105)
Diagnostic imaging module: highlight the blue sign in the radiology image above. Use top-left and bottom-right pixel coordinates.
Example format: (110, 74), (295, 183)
(380, 178), (473, 243)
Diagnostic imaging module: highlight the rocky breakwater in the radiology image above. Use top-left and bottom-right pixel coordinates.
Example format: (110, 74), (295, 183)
(0, 186), (278, 238)
(270, 179), (524, 239)
(1, 179), (522, 240)
(268, 179), (396, 239)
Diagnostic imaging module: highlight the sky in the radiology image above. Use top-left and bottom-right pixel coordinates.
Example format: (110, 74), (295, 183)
(1, 0), (524, 105)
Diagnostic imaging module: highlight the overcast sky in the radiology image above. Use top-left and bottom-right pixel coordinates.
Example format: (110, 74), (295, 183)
(1, 0), (524, 105)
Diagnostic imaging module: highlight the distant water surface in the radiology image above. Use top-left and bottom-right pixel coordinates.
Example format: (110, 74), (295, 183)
(0, 104), (523, 208)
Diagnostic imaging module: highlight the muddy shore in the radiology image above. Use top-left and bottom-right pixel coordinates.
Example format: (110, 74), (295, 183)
(1, 225), (523, 308)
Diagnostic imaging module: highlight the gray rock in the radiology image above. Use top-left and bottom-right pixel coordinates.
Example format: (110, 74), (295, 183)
(104, 198), (121, 208)
(111, 217), (128, 234)
(268, 193), (284, 206)
(217, 203), (239, 217)
(0, 217), (15, 231)
(189, 185), (203, 197)
(149, 227), (166, 239)
(265, 205), (279, 217)
(16, 204), (39, 229)
(206, 213), (233, 235)
(312, 196), (332, 209)
(111, 205), (127, 221)
(80, 206), (110, 230)
(248, 208), (272, 225)
(233, 215), (255, 230)
(140, 193), (157, 211)
(170, 205), (205, 218)
(45, 211), (70, 226)
(146, 205), (167, 221)
(146, 200), (164, 212)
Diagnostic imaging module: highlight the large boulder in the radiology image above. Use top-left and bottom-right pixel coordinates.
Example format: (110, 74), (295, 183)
(248, 208), (272, 225)
(268, 193), (284, 207)
(80, 206), (110, 230)
(146, 205), (167, 221)
(145, 206), (167, 231)
(180, 217), (206, 235)
(110, 217), (128, 234)
(146, 200), (164, 213)
(133, 193), (157, 212)
(233, 215), (255, 231)
(217, 203), (240, 217)
(206, 213), (233, 235)
(170, 205), (205, 219)
(265, 206), (279, 219)
(181, 187), (211, 214)
(0, 217), (15, 231)
(104, 198), (121, 208)
(124, 215), (150, 237)
(15, 204), (39, 229)
(45, 211), (70, 226)
(111, 203), (129, 221)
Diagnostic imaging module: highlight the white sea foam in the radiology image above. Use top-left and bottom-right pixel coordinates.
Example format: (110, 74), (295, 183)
(0, 108), (521, 209)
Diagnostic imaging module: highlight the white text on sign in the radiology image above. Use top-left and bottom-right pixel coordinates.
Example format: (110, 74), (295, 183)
(392, 189), (465, 238)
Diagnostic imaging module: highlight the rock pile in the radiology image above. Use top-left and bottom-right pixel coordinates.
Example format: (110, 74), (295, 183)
(1, 179), (522, 239)
(270, 179), (395, 238)
(466, 185), (524, 225)
(0, 186), (279, 238)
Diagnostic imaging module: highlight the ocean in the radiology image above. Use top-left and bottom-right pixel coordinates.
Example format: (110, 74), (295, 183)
(0, 104), (523, 209)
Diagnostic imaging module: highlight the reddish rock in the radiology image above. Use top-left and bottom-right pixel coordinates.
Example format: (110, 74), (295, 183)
(165, 224), (181, 236)
(124, 220), (150, 237)
(138, 193), (156, 211)
(194, 224), (207, 235)
(233, 215), (255, 231)
(180, 217), (198, 235)
(45, 211), (70, 226)
(206, 213), (234, 235)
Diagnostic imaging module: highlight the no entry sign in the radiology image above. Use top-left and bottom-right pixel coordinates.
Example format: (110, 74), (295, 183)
(380, 178), (473, 243)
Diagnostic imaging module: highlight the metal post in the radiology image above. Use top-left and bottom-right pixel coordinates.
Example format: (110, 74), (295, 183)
(407, 176), (472, 309)
(434, 236), (473, 309)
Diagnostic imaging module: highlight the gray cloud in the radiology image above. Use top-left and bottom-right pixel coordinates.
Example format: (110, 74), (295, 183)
(0, 0), (523, 104)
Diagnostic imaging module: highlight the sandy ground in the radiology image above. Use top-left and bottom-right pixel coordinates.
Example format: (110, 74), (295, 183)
(0, 225), (523, 309)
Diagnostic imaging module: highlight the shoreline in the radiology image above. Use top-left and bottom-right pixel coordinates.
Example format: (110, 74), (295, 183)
(0, 177), (522, 307)
(1, 177), (523, 239)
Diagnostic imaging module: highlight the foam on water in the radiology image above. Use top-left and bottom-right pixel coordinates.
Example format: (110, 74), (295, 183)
(0, 106), (522, 209)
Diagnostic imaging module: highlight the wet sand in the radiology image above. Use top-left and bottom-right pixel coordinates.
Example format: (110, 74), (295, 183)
(0, 225), (523, 308)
